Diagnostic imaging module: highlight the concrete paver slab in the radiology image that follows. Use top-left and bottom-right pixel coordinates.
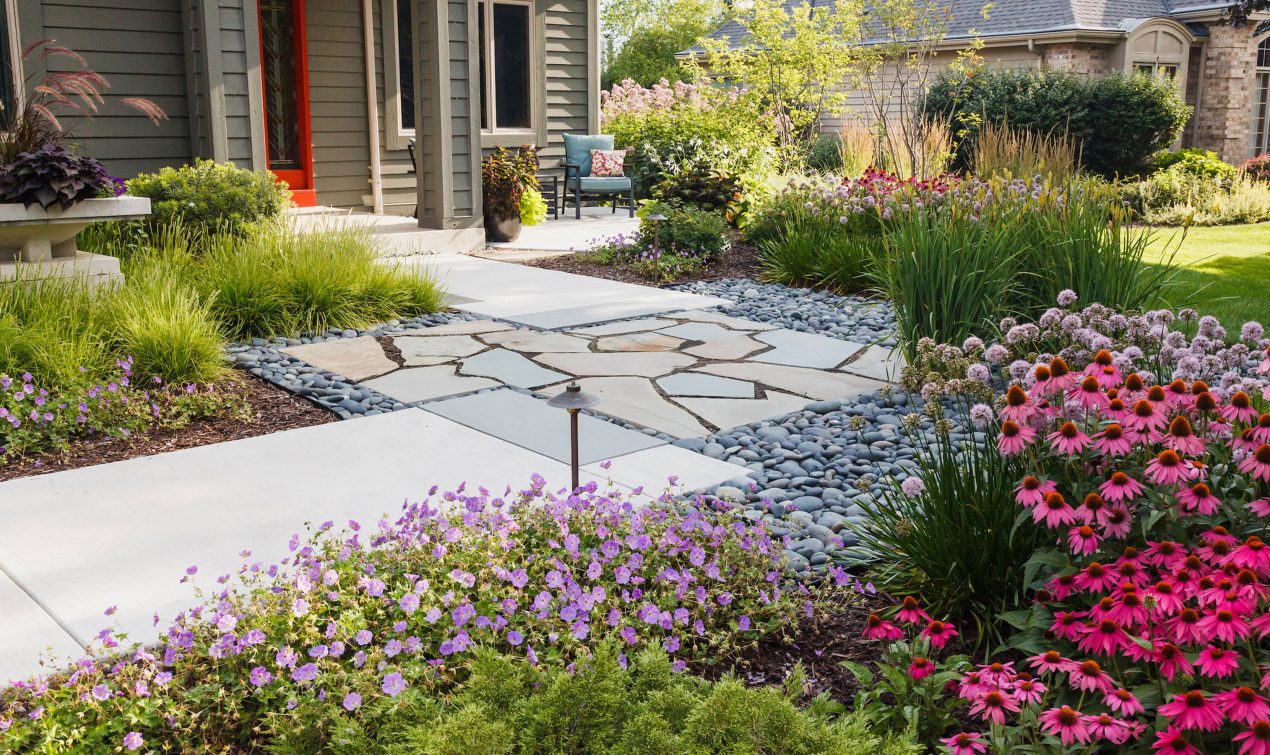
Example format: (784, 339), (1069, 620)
(840, 344), (906, 382)
(394, 320), (514, 337)
(0, 570), (83, 684)
(656, 322), (739, 342)
(393, 334), (487, 365)
(582, 445), (741, 494)
(671, 391), (812, 432)
(683, 335), (766, 361)
(575, 377), (710, 438)
(595, 333), (683, 352)
(424, 388), (664, 464)
(482, 329), (593, 353)
(281, 336), (396, 381)
(752, 330), (866, 369)
(675, 310), (777, 330)
(657, 373), (755, 399)
(362, 366), (499, 403)
(568, 318), (679, 337)
(459, 349), (570, 389)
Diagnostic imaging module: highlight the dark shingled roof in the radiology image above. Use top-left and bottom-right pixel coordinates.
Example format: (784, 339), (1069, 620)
(685, 0), (1228, 54)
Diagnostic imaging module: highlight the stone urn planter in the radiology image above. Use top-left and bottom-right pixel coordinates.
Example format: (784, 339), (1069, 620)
(484, 213), (523, 243)
(0, 196), (151, 287)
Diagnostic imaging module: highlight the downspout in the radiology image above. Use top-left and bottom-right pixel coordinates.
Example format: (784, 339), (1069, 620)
(1028, 37), (1044, 70)
(362, 0), (385, 214)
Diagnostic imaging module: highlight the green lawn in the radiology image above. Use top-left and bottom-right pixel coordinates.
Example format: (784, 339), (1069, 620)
(1144, 223), (1270, 329)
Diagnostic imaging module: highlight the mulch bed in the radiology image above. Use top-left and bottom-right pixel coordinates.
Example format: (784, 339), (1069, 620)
(527, 238), (763, 286)
(0, 374), (335, 482)
(696, 589), (893, 706)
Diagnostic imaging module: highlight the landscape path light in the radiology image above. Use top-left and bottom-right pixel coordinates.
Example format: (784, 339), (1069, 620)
(546, 381), (600, 491)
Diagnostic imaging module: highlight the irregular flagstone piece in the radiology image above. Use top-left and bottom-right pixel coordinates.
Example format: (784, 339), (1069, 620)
(393, 334), (487, 365)
(671, 390), (811, 432)
(534, 351), (696, 378)
(458, 348), (570, 389)
(594, 332), (684, 352)
(481, 329), (592, 353)
(675, 309), (777, 331)
(567, 318), (679, 337)
(751, 329), (866, 369)
(394, 320), (514, 337)
(581, 445), (742, 494)
(423, 388), (664, 464)
(574, 377), (710, 438)
(362, 366), (499, 403)
(656, 322), (739, 342)
(656, 372), (755, 399)
(281, 336), (397, 381)
(840, 344), (906, 382)
(695, 362), (885, 401)
(683, 334), (766, 361)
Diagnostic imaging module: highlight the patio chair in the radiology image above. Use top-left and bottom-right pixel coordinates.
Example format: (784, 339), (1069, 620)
(561, 134), (634, 220)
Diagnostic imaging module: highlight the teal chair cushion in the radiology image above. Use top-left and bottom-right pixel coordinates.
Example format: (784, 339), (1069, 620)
(579, 176), (632, 192)
(563, 134), (615, 177)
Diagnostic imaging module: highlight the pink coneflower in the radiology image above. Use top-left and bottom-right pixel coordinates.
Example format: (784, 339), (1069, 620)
(1077, 492), (1109, 525)
(1034, 491), (1077, 528)
(1152, 727), (1200, 755)
(1162, 417), (1206, 456)
(1122, 372), (1147, 399)
(969, 688), (1019, 725)
(1001, 385), (1037, 424)
(1066, 659), (1115, 693)
(1101, 471), (1145, 503)
(1159, 689), (1225, 731)
(1105, 688), (1145, 716)
(1194, 390), (1219, 416)
(1027, 649), (1067, 674)
(908, 656), (934, 680)
(1050, 611), (1087, 642)
(1235, 427), (1262, 454)
(1196, 645), (1242, 679)
(1199, 608), (1252, 643)
(1177, 482), (1222, 517)
(1068, 525), (1100, 556)
(862, 613), (903, 641)
(1234, 720), (1270, 755)
(1224, 391), (1260, 424)
(1238, 444), (1270, 483)
(1085, 713), (1129, 744)
(1147, 450), (1190, 486)
(1039, 706), (1092, 745)
(895, 596), (930, 625)
(997, 420), (1036, 456)
(1093, 423), (1133, 456)
(940, 732), (987, 755)
(1076, 561), (1118, 593)
(1012, 677), (1047, 705)
(1166, 379), (1193, 408)
(1049, 357), (1075, 392)
(1078, 618), (1126, 655)
(1250, 498), (1270, 517)
(1047, 572), (1079, 600)
(921, 619), (959, 649)
(1084, 349), (1122, 387)
(1070, 375), (1110, 411)
(1231, 537), (1270, 571)
(1155, 643), (1196, 681)
(1147, 580), (1186, 615)
(1217, 687), (1270, 726)
(978, 661), (1015, 686)
(1016, 475), (1057, 507)
(1032, 364), (1055, 395)
(1128, 397), (1168, 432)
(1104, 396), (1131, 422)
(1048, 421), (1091, 455)
(1256, 415), (1270, 444)
(1109, 587), (1148, 627)
(1145, 540), (1187, 569)
(1167, 608), (1205, 645)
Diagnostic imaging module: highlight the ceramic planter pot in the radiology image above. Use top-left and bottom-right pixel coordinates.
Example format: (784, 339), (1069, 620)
(0, 196), (152, 262)
(484, 214), (523, 243)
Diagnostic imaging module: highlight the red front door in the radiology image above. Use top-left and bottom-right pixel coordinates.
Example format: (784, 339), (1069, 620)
(258, 0), (316, 207)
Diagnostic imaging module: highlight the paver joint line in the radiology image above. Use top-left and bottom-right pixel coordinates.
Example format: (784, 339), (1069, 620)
(0, 558), (89, 649)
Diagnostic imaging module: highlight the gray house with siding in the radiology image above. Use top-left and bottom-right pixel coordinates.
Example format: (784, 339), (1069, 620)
(4, 0), (600, 246)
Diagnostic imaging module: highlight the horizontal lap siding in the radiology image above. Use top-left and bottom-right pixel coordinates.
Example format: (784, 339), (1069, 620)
(542, 0), (591, 166)
(306, 0), (373, 209)
(448, 0), (474, 217)
(219, 0), (255, 165)
(38, 0), (193, 176)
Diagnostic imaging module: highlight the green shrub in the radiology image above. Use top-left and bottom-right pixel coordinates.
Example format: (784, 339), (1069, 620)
(125, 159), (290, 236)
(1122, 167), (1270, 226)
(923, 68), (1191, 177)
(1150, 147), (1237, 180)
(328, 645), (919, 755)
(853, 408), (1049, 653)
(647, 147), (750, 224)
(804, 133), (842, 173)
(587, 206), (730, 282)
(651, 205), (730, 258)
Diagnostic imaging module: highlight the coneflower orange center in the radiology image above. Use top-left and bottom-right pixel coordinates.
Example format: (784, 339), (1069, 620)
(1147, 386), (1167, 402)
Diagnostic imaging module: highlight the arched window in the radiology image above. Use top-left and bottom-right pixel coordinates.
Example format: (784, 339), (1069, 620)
(1125, 23), (1189, 84)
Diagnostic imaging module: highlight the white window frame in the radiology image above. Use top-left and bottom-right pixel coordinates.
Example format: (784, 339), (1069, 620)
(478, 0), (538, 141)
(2, 0), (21, 119)
(1253, 37), (1270, 157)
(382, 0), (415, 151)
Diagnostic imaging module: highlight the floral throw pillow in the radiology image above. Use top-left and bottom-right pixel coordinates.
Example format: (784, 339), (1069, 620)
(590, 149), (625, 177)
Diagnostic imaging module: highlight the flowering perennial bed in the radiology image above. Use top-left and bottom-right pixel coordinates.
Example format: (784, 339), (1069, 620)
(870, 295), (1270, 753)
(0, 480), (797, 752)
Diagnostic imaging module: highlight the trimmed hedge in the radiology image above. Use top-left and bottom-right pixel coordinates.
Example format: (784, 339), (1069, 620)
(922, 68), (1191, 177)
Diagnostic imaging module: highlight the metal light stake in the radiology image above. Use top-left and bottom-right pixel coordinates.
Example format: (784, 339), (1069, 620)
(646, 212), (667, 255)
(546, 382), (600, 491)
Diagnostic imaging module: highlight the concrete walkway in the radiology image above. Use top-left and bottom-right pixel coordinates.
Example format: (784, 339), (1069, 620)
(484, 203), (639, 253)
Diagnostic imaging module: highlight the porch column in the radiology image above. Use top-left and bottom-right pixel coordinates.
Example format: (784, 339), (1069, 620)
(1194, 22), (1257, 164)
(413, 0), (484, 230)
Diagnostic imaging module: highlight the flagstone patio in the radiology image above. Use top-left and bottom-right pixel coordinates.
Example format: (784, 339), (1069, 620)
(280, 309), (902, 442)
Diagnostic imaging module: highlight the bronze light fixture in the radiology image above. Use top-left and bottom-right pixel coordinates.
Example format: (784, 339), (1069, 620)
(546, 382), (600, 491)
(645, 212), (667, 255)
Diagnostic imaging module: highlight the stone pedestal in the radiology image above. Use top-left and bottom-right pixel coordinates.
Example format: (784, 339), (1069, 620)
(0, 196), (149, 288)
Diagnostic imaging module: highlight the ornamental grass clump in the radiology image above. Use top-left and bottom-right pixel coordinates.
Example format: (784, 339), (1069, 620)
(890, 297), (1270, 752)
(0, 480), (797, 752)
